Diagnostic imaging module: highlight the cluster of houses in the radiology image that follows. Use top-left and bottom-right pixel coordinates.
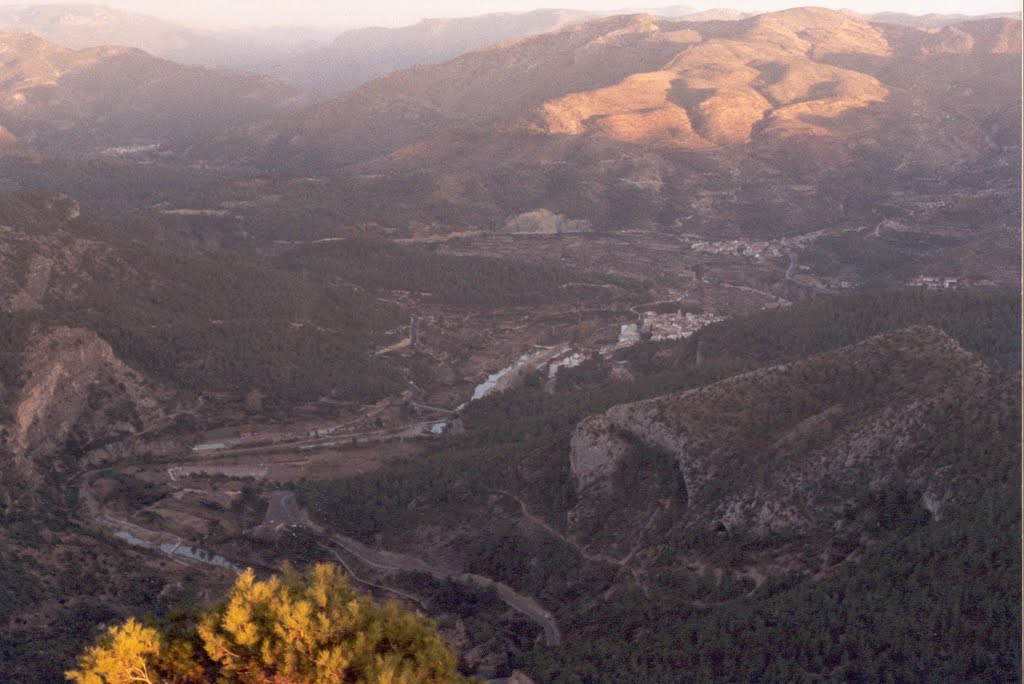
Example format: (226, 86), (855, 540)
(688, 229), (827, 260)
(611, 310), (725, 349)
(547, 350), (589, 377)
(908, 275), (960, 290)
(640, 310), (725, 341)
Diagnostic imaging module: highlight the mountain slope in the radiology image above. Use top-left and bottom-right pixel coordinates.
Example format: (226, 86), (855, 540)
(299, 290), (1020, 682)
(540, 8), (892, 146)
(0, 31), (302, 154)
(248, 13), (687, 166)
(250, 10), (1019, 167)
(0, 4), (207, 55)
(210, 9), (1019, 246)
(569, 326), (991, 559)
(190, 8), (1015, 250)
(0, 194), (404, 409)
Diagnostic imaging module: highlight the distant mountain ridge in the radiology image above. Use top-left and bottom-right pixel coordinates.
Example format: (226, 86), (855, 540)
(867, 10), (1023, 28)
(255, 8), (1020, 166)
(0, 30), (302, 154)
(0, 3), (335, 69)
(266, 9), (595, 97)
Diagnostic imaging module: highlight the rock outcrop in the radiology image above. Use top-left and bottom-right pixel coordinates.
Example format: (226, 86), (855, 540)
(568, 326), (991, 551)
(5, 326), (171, 481)
(501, 208), (591, 235)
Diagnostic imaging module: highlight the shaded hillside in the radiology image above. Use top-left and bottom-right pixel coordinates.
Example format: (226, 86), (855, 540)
(0, 194), (405, 410)
(0, 31), (302, 154)
(528, 355), (1020, 682)
(196, 9), (1021, 246)
(299, 288), (1020, 681)
(624, 286), (1022, 371)
(569, 327), (992, 556)
(273, 237), (628, 308)
(301, 287), (1021, 547)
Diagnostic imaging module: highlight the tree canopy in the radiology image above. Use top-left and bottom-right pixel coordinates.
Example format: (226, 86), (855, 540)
(66, 564), (471, 684)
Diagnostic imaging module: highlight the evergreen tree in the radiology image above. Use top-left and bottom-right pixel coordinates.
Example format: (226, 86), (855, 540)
(66, 618), (161, 684)
(66, 564), (471, 684)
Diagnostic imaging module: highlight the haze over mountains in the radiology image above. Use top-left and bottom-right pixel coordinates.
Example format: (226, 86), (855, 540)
(174, 7), (1018, 266)
(0, 3), (335, 68)
(0, 7), (1014, 274)
(266, 9), (595, 97)
(0, 3), (1018, 682)
(0, 30), (302, 154)
(1, 3), (1018, 99)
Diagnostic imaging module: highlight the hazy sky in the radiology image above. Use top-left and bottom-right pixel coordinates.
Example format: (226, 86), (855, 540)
(7, 0), (1021, 28)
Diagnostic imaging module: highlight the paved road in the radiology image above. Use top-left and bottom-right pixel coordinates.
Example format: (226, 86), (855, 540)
(409, 401), (456, 415)
(264, 490), (302, 527)
(785, 251), (798, 280)
(459, 572), (562, 647)
(79, 422), (562, 646)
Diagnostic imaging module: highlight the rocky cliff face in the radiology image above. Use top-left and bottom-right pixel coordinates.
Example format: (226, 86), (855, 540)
(567, 326), (993, 568)
(0, 196), (103, 313)
(3, 326), (172, 488)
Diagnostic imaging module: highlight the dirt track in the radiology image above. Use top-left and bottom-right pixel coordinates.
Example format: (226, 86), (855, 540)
(327, 532), (562, 646)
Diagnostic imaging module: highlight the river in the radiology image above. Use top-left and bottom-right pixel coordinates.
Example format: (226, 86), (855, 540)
(113, 530), (239, 570)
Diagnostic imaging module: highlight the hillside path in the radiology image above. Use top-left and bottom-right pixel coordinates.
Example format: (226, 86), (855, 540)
(328, 532), (562, 646)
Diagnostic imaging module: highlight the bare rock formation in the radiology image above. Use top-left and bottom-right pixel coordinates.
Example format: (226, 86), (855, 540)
(567, 326), (992, 563)
(5, 326), (171, 481)
(501, 208), (591, 234)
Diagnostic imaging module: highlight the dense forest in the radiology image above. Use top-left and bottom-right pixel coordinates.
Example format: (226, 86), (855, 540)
(1, 199), (637, 406)
(525, 484), (1019, 682)
(298, 287), (1021, 682)
(69, 242), (407, 403)
(300, 287), (1021, 539)
(625, 287), (1022, 372)
(0, 197), (409, 404)
(520, 368), (1021, 682)
(274, 237), (631, 308)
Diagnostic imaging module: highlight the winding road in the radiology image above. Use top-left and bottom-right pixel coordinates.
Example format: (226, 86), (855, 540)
(78, 446), (563, 648)
(264, 490), (303, 527)
(327, 533), (562, 647)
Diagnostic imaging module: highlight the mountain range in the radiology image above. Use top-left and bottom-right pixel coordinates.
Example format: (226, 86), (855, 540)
(172, 8), (1019, 255)
(266, 9), (596, 98)
(0, 8), (1013, 276)
(0, 30), (301, 154)
(246, 9), (1020, 166)
(0, 6), (1018, 681)
(0, 3), (335, 69)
